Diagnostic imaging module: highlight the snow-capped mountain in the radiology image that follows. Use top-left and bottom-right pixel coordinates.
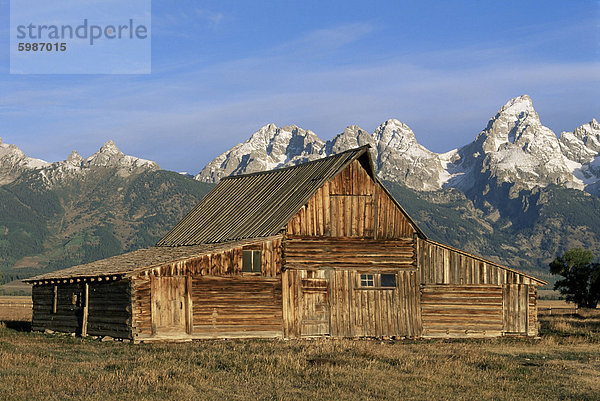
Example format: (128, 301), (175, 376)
(196, 124), (324, 182)
(194, 95), (600, 197)
(0, 139), (159, 187)
(0, 138), (50, 185)
(447, 95), (584, 196)
(558, 118), (600, 196)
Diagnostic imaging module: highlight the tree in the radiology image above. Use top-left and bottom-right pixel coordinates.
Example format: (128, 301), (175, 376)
(549, 248), (600, 308)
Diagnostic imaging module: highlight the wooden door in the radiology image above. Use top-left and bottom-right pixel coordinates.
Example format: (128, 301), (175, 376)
(300, 278), (330, 336)
(151, 277), (188, 336)
(503, 284), (528, 334)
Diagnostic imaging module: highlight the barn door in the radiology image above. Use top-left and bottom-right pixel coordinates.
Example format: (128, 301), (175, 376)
(151, 276), (189, 336)
(300, 276), (330, 336)
(503, 284), (528, 334)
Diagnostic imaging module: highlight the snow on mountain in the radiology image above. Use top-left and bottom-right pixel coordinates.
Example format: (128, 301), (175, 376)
(448, 95), (581, 195)
(559, 118), (600, 194)
(372, 119), (447, 191)
(0, 139), (159, 186)
(83, 140), (159, 172)
(194, 95), (600, 197)
(195, 124), (325, 182)
(0, 137), (50, 185)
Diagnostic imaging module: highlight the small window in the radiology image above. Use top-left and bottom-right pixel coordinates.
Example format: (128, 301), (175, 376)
(380, 274), (396, 288)
(360, 274), (374, 287)
(242, 250), (261, 273)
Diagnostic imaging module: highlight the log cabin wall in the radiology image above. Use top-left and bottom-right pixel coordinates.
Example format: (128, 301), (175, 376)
(87, 280), (132, 338)
(131, 237), (284, 341)
(32, 280), (132, 338)
(32, 283), (83, 334)
(421, 285), (504, 338)
(192, 276), (282, 338)
(417, 238), (541, 337)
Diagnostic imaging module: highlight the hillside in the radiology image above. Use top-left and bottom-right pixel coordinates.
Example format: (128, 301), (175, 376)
(384, 181), (600, 282)
(0, 147), (213, 285)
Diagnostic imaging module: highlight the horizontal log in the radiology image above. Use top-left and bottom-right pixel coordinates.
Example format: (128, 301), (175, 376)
(422, 318), (502, 326)
(422, 330), (503, 338)
(421, 303), (502, 309)
(285, 263), (416, 269)
(88, 316), (131, 325)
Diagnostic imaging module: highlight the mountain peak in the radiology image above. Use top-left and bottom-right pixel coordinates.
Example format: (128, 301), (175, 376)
(99, 140), (123, 155)
(373, 119), (417, 149)
(496, 95), (539, 122)
(66, 150), (83, 167)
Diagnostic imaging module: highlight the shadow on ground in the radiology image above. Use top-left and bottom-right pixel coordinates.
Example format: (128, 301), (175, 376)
(1, 320), (32, 332)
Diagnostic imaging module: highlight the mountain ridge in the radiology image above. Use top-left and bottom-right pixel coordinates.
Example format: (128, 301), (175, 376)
(194, 95), (600, 197)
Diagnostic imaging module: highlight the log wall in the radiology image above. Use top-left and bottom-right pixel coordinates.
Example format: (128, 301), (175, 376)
(417, 239), (542, 337)
(32, 283), (82, 333)
(286, 160), (415, 238)
(32, 280), (132, 338)
(421, 285), (504, 338)
(284, 237), (415, 270)
(87, 280), (132, 338)
(192, 276), (282, 338)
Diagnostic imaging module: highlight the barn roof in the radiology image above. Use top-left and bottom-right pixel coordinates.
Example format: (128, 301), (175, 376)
(23, 237), (274, 283)
(157, 146), (425, 246)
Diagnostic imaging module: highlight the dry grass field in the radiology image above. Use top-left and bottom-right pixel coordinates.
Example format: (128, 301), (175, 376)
(0, 307), (598, 401)
(0, 296), (32, 321)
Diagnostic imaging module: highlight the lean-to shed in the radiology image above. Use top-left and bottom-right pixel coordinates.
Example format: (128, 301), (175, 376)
(25, 146), (546, 342)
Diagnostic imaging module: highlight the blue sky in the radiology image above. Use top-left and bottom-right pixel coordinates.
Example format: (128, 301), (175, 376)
(0, 0), (599, 173)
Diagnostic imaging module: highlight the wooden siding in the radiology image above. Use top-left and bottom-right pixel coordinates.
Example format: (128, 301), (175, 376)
(528, 286), (538, 336)
(375, 185), (415, 239)
(503, 284), (529, 335)
(131, 276), (152, 338)
(32, 280), (131, 339)
(282, 269), (421, 338)
(150, 276), (189, 336)
(132, 237), (282, 279)
(284, 237), (415, 270)
(192, 276), (283, 338)
(417, 238), (542, 286)
(286, 160), (415, 239)
(131, 237), (284, 341)
(421, 285), (504, 338)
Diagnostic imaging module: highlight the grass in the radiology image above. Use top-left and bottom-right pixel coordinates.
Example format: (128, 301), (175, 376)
(0, 311), (598, 400)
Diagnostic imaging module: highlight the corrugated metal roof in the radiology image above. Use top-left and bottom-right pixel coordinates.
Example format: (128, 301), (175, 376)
(23, 237), (276, 282)
(157, 146), (375, 246)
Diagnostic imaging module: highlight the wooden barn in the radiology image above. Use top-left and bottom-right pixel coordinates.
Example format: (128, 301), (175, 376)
(25, 146), (546, 342)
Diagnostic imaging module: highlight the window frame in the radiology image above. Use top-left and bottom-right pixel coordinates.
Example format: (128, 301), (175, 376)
(357, 272), (398, 290)
(360, 273), (375, 287)
(242, 249), (262, 274)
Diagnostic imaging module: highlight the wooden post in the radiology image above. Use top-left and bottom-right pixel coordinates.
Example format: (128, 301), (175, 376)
(185, 275), (193, 335)
(81, 283), (89, 337)
(52, 286), (58, 314)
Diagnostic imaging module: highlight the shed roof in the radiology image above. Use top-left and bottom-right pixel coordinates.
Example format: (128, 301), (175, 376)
(157, 146), (424, 246)
(23, 237), (272, 282)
